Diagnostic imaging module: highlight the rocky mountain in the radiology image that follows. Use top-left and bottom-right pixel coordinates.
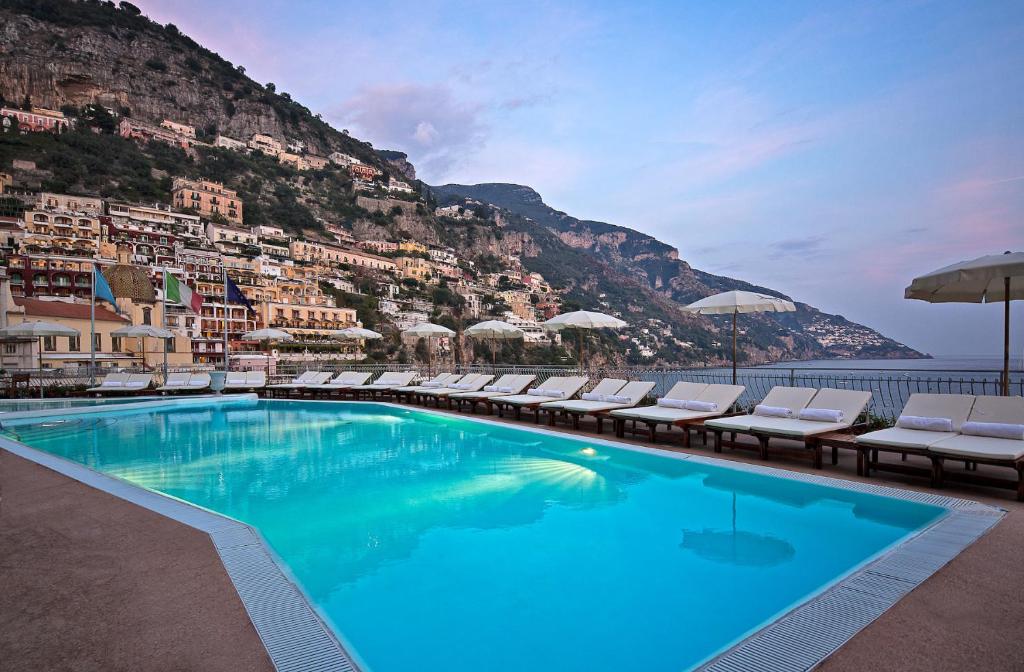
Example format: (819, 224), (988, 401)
(433, 183), (924, 361)
(0, 0), (385, 167)
(0, 0), (923, 366)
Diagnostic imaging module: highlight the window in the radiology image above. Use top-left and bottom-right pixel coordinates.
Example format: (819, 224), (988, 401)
(142, 308), (152, 325)
(111, 336), (121, 352)
(43, 336), (56, 352)
(166, 337), (175, 353)
(94, 333), (102, 351)
(4, 344), (16, 355)
(68, 336), (80, 352)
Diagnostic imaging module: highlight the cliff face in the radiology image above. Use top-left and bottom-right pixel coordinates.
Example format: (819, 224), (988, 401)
(433, 183), (924, 360)
(0, 1), (382, 165)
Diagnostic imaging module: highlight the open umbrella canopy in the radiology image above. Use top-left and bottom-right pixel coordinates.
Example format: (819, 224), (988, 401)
(334, 327), (384, 340)
(242, 328), (295, 341)
(465, 320), (525, 340)
(905, 251), (1024, 303)
(542, 310), (628, 330)
(111, 324), (175, 339)
(0, 320), (80, 338)
(685, 290), (796, 315)
(685, 291), (796, 385)
(402, 322), (456, 338)
(905, 250), (1023, 395)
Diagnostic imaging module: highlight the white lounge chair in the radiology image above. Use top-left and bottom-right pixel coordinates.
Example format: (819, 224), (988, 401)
(156, 372), (190, 393)
(706, 386), (818, 453)
(349, 372), (419, 399)
(87, 372), (130, 394)
(419, 374), (495, 408)
(224, 371), (265, 392)
(537, 378), (627, 416)
(306, 371), (373, 396)
(185, 373), (212, 392)
(854, 393), (975, 483)
(394, 373), (464, 402)
(610, 382), (745, 445)
(543, 380), (656, 433)
(267, 371), (328, 396)
(490, 376), (590, 422)
(930, 395), (1024, 500)
(245, 371), (266, 389)
(448, 375), (537, 414)
(744, 388), (874, 468)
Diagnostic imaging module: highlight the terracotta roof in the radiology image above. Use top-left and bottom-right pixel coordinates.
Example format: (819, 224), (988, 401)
(13, 298), (127, 323)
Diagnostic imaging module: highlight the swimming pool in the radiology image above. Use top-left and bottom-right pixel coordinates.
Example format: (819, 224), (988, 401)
(4, 400), (949, 671)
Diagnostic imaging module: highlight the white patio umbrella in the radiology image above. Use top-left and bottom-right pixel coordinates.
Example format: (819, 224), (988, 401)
(465, 320), (524, 367)
(905, 250), (1024, 395)
(685, 290), (797, 384)
(334, 327), (384, 340)
(542, 310), (628, 372)
(402, 322), (455, 374)
(112, 324), (176, 376)
(243, 328), (295, 375)
(0, 320), (81, 398)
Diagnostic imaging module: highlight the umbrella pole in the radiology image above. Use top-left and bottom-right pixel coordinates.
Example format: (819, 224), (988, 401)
(1004, 277), (1011, 396)
(732, 312), (738, 386)
(37, 336), (44, 399)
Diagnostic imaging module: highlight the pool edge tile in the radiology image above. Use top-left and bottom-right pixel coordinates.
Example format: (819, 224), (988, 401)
(0, 435), (360, 672)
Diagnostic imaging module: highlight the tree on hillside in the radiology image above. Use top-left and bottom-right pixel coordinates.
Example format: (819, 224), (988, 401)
(20, 95), (31, 111)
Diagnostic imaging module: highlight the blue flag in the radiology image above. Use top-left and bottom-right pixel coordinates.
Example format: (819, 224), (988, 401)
(93, 268), (117, 307)
(225, 274), (256, 314)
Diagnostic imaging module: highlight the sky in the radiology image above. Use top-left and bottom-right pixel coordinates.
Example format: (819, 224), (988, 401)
(137, 0), (1024, 359)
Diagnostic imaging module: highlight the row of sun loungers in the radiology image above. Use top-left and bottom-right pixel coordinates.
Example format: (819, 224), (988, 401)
(156, 372), (212, 393)
(381, 373), (1024, 501)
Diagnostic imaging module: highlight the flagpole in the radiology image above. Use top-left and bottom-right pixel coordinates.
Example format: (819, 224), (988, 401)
(161, 267), (168, 382)
(90, 267), (96, 385)
(222, 265), (229, 373)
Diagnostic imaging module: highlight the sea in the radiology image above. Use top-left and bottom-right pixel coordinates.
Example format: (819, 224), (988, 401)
(757, 356), (1022, 373)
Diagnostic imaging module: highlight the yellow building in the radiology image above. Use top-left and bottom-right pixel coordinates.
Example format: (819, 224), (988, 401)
(260, 301), (357, 337)
(172, 177), (244, 225)
(396, 256), (435, 284)
(288, 240), (397, 271)
(398, 240), (428, 255)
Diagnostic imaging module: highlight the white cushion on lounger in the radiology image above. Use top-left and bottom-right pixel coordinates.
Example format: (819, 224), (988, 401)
(855, 426), (957, 450)
(746, 416), (851, 437)
(609, 406), (714, 422)
(930, 434), (1024, 461)
(705, 415), (758, 432)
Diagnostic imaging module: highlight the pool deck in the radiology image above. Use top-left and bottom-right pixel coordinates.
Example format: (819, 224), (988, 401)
(3, 403), (1024, 671)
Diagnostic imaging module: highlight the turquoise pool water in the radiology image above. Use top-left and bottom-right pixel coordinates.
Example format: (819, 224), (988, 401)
(4, 401), (945, 671)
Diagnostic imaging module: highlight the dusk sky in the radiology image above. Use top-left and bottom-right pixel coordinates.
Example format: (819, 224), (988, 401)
(138, 0), (1024, 360)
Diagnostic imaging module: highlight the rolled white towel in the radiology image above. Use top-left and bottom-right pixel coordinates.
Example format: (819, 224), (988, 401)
(483, 385), (499, 392)
(452, 383), (473, 390)
(657, 398), (690, 409)
(896, 415), (953, 432)
(754, 405), (793, 418)
(581, 392), (604, 401)
(498, 386), (514, 393)
(420, 381), (444, 388)
(961, 421), (1024, 441)
(528, 388), (564, 398)
(685, 400), (719, 413)
(601, 394), (631, 404)
(799, 408), (845, 423)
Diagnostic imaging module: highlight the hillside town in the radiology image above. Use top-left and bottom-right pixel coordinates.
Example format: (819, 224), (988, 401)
(0, 106), (567, 372)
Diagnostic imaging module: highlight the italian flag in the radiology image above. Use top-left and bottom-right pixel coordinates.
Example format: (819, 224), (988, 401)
(165, 271), (204, 313)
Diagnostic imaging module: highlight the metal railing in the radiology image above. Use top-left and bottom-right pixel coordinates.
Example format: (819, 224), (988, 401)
(1, 362), (1020, 420)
